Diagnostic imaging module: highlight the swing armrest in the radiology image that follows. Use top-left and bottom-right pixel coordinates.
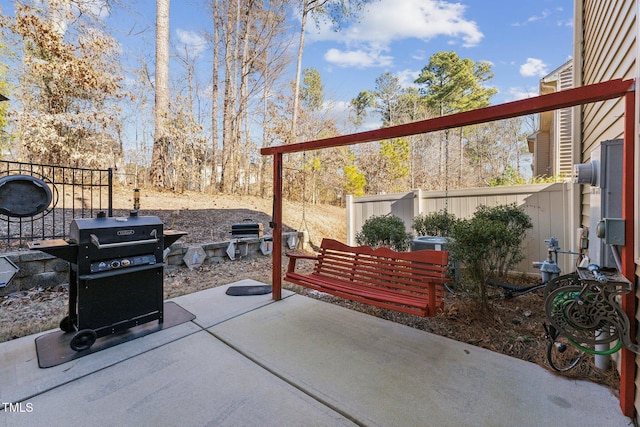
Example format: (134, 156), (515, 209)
(285, 251), (318, 273)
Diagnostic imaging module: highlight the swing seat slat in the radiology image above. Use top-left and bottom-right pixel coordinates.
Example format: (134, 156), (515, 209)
(285, 238), (450, 317)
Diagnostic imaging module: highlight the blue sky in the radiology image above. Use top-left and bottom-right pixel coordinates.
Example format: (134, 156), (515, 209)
(299, 0), (574, 105)
(1, 0), (574, 129)
(159, 0), (574, 128)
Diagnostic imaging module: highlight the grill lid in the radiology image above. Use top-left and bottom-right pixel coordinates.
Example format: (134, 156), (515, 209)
(69, 213), (163, 245)
(231, 221), (263, 237)
(29, 211), (186, 264)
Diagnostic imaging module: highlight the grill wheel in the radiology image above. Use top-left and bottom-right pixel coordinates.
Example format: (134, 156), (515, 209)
(59, 316), (74, 333)
(70, 329), (97, 351)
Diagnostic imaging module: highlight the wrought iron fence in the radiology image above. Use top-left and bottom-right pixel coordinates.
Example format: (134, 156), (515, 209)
(0, 160), (112, 250)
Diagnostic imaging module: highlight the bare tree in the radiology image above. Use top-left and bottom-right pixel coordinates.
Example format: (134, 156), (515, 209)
(150, 0), (170, 188)
(208, 0), (220, 190)
(218, 0), (237, 193)
(1, 0), (126, 167)
(209, 0), (293, 195)
(291, 0), (376, 143)
(256, 6), (292, 197)
(172, 41), (207, 192)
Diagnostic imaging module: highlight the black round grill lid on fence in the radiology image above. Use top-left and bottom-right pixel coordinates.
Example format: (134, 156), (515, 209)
(0, 175), (53, 217)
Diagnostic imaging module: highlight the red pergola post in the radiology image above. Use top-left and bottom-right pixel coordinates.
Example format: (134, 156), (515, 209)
(619, 90), (636, 417)
(271, 152), (283, 300)
(262, 78), (637, 415)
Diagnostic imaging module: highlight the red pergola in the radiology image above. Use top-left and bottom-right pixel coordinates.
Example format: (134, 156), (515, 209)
(260, 78), (636, 416)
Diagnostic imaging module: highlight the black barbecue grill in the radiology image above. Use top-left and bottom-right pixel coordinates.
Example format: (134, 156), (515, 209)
(231, 220), (263, 238)
(29, 211), (185, 351)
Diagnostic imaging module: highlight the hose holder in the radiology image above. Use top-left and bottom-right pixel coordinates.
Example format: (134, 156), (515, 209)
(543, 268), (639, 355)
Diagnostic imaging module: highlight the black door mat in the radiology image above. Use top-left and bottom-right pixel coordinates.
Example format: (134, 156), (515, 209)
(35, 301), (196, 369)
(226, 285), (272, 296)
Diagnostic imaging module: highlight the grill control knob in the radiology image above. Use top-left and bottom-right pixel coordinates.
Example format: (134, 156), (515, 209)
(110, 260), (121, 268)
(121, 259), (131, 267)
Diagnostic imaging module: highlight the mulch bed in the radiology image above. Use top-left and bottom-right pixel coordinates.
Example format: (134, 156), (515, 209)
(0, 251), (620, 392)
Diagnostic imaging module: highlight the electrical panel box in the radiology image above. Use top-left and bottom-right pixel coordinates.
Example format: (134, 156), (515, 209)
(585, 139), (623, 268)
(599, 218), (625, 246)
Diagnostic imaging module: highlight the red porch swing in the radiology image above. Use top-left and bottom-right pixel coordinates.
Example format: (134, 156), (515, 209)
(261, 78), (637, 417)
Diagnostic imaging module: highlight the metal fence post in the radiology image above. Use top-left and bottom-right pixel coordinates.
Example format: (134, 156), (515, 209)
(108, 168), (113, 217)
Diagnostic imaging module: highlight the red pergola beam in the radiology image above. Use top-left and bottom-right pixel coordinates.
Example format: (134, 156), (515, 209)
(261, 78), (634, 156)
(262, 77), (636, 416)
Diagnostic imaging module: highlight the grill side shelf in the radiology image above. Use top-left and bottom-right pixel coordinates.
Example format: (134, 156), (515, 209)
(27, 239), (78, 263)
(164, 230), (188, 247)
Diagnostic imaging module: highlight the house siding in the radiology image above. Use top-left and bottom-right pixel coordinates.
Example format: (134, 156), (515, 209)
(556, 65), (574, 176)
(577, 0), (638, 419)
(535, 131), (551, 176)
(578, 0), (635, 227)
(532, 61), (573, 178)
(581, 0), (635, 155)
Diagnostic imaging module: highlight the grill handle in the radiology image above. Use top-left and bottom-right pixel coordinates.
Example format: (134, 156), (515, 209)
(90, 234), (159, 250)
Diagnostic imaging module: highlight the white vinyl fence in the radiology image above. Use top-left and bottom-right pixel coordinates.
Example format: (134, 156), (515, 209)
(346, 183), (580, 275)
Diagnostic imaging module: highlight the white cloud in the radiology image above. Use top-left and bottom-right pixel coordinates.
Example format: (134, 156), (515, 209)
(507, 86), (539, 101)
(49, 0), (111, 35)
(396, 69), (420, 88)
(527, 9), (551, 23)
(411, 49), (427, 61)
(310, 0), (483, 69)
(176, 29), (206, 56)
(360, 115), (383, 131)
(519, 58), (548, 77)
(512, 7), (571, 27)
(69, 0), (111, 21)
(309, 0), (483, 46)
(323, 99), (351, 114)
(324, 48), (393, 68)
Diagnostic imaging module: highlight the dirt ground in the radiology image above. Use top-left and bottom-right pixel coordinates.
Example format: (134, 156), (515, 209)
(0, 186), (620, 391)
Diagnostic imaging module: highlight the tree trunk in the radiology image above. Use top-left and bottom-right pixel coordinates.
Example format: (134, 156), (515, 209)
(291, 0), (310, 144)
(150, 0), (170, 188)
(220, 0), (236, 193)
(210, 0), (220, 191)
(239, 2), (253, 195)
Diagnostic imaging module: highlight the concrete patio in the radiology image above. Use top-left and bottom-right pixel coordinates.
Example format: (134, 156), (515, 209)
(0, 279), (632, 426)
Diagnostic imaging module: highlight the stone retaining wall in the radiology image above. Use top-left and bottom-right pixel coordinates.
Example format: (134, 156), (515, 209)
(0, 231), (305, 297)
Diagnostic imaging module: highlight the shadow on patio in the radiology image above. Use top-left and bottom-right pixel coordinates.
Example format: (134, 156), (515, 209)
(0, 279), (631, 426)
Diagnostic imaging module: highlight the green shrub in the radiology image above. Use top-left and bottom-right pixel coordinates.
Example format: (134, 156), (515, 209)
(449, 204), (532, 311)
(412, 210), (458, 237)
(355, 215), (411, 251)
